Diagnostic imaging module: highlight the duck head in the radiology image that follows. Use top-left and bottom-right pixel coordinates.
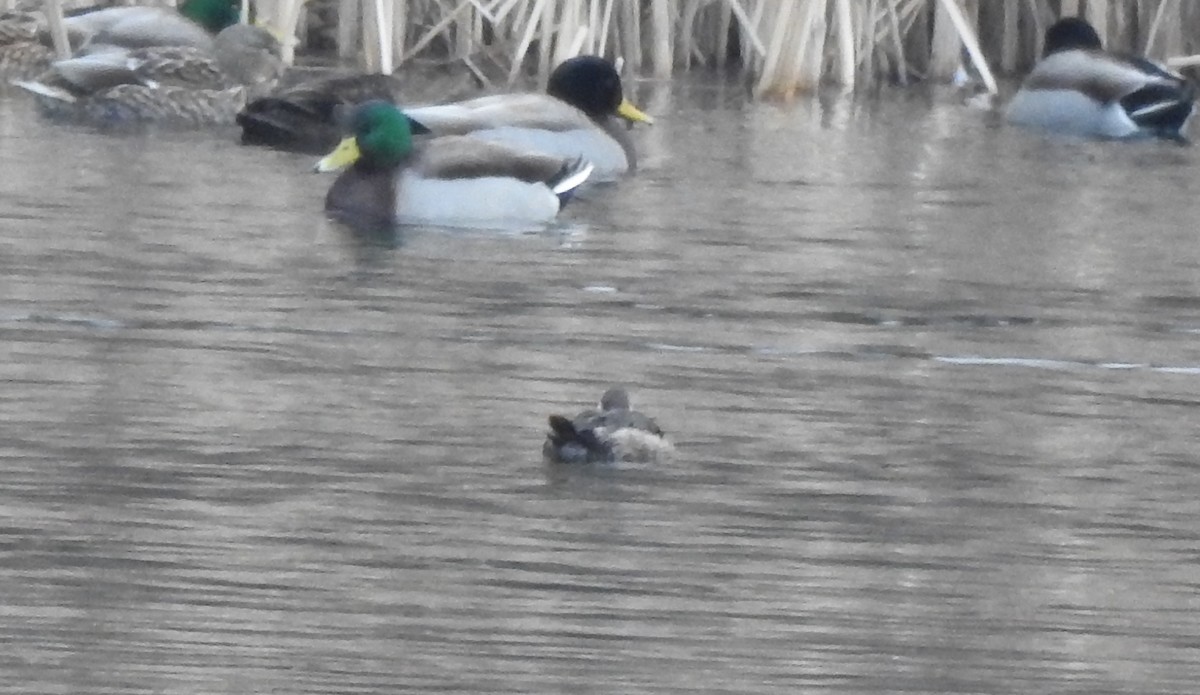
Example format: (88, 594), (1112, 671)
(1042, 17), (1103, 57)
(213, 23), (284, 87)
(316, 100), (413, 172)
(547, 55), (654, 126)
(599, 387), (630, 411)
(179, 0), (242, 34)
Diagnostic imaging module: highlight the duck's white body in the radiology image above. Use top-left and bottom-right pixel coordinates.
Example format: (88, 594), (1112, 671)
(1006, 84), (1139, 138)
(393, 172), (567, 229)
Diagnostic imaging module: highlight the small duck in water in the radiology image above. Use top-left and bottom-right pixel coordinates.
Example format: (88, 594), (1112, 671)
(543, 387), (672, 464)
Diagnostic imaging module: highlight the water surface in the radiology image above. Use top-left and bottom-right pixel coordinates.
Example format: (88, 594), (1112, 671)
(3, 78), (1200, 694)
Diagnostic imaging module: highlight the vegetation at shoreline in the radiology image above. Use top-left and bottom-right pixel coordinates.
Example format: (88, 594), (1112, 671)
(27, 0), (1200, 96)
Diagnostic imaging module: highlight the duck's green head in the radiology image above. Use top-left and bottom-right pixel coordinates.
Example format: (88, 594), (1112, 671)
(548, 55), (654, 126)
(1043, 17), (1102, 57)
(315, 100), (413, 173)
(179, 0), (242, 34)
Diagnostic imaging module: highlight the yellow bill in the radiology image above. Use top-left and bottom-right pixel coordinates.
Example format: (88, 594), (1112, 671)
(617, 97), (654, 125)
(315, 136), (362, 172)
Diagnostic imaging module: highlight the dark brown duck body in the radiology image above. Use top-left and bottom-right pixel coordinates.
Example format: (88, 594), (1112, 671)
(237, 72), (405, 154)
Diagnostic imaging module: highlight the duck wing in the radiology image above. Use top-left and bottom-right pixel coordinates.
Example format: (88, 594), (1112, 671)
(36, 48), (140, 93)
(1027, 50), (1192, 102)
(238, 95), (342, 153)
(134, 46), (230, 88)
(413, 136), (588, 187)
(405, 93), (591, 134)
(1023, 50), (1156, 102)
(591, 409), (664, 437)
(82, 83), (244, 124)
(18, 44), (228, 99)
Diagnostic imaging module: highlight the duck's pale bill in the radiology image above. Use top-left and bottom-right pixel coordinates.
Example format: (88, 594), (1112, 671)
(315, 136), (362, 172)
(617, 98), (654, 125)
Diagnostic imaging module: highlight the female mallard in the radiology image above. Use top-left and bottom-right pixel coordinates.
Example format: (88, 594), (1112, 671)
(402, 56), (653, 182)
(1006, 17), (1195, 140)
(314, 100), (593, 229)
(236, 71), (405, 154)
(14, 23), (282, 126)
(543, 387), (672, 464)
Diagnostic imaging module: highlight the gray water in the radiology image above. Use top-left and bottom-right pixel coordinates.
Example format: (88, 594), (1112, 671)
(3, 77), (1200, 694)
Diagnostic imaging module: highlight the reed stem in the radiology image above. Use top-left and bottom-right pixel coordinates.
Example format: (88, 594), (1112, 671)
(264, 0), (1200, 96)
(43, 0), (70, 59)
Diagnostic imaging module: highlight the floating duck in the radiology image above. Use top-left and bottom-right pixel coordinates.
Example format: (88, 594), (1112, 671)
(1006, 16), (1195, 140)
(314, 99), (593, 229)
(543, 387), (672, 463)
(399, 56), (653, 182)
(236, 71), (405, 154)
(14, 23), (282, 126)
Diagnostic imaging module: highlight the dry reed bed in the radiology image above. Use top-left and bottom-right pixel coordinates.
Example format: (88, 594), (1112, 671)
(24, 0), (1200, 94)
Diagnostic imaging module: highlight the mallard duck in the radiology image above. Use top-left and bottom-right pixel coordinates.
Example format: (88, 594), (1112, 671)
(403, 55), (653, 182)
(1006, 17), (1196, 140)
(543, 387), (672, 464)
(61, 0), (242, 52)
(236, 71), (405, 154)
(14, 23), (282, 126)
(1, 0), (241, 83)
(314, 100), (593, 229)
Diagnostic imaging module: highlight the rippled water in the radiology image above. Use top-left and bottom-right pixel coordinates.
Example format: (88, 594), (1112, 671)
(4, 77), (1200, 694)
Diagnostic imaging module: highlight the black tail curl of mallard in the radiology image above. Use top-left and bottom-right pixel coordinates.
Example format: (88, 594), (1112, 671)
(1118, 71), (1196, 143)
(549, 156), (594, 204)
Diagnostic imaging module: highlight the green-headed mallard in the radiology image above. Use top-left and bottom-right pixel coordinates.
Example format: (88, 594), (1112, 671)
(61, 0), (242, 52)
(314, 99), (593, 230)
(14, 23), (282, 126)
(543, 387), (671, 464)
(1006, 17), (1196, 140)
(398, 55), (652, 182)
(236, 71), (405, 154)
